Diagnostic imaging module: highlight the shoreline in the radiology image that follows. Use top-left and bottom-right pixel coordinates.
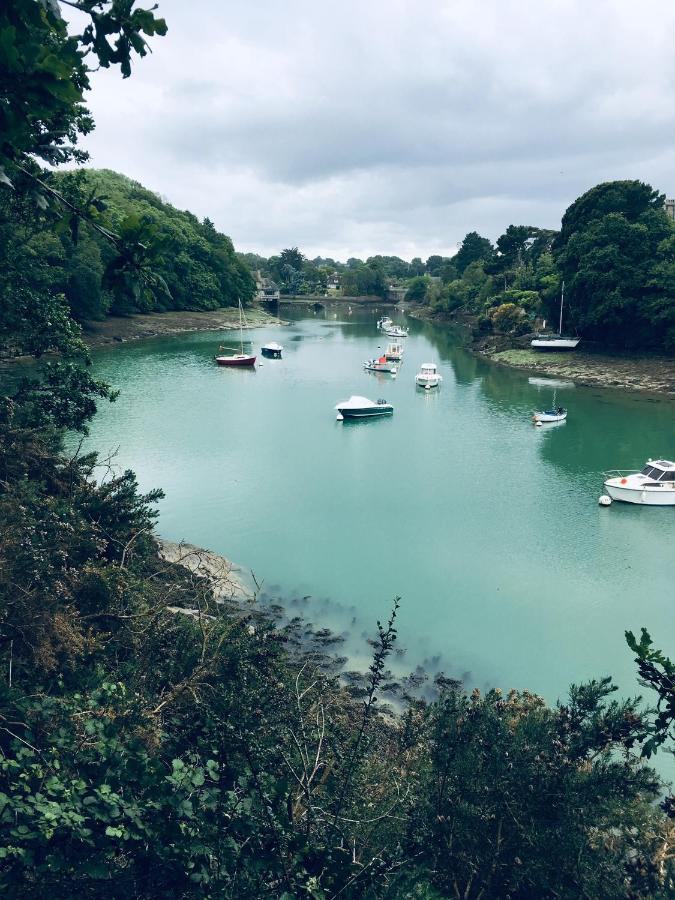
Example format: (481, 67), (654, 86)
(81, 305), (285, 350)
(407, 307), (675, 397)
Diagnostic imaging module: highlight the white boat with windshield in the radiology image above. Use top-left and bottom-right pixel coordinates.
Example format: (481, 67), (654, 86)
(603, 459), (675, 505)
(384, 325), (409, 338)
(384, 342), (404, 361)
(415, 363), (442, 389)
(377, 316), (393, 331)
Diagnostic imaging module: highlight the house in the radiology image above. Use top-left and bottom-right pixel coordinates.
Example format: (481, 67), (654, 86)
(255, 270), (280, 302)
(665, 198), (675, 221)
(326, 272), (342, 294)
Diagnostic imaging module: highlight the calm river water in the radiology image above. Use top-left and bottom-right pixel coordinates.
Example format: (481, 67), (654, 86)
(84, 307), (675, 722)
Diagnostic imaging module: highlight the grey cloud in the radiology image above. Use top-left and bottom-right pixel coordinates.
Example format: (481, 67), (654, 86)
(79, 0), (675, 258)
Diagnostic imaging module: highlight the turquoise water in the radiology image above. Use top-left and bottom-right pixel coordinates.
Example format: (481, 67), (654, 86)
(82, 307), (675, 726)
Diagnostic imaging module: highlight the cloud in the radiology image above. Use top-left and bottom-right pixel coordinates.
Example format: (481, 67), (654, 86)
(76, 0), (675, 259)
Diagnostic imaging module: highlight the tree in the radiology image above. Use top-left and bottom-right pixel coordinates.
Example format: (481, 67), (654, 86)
(553, 181), (674, 348)
(405, 275), (429, 303)
(279, 246), (305, 272)
(455, 231), (494, 275)
(425, 254), (444, 275)
(0, 1), (167, 184)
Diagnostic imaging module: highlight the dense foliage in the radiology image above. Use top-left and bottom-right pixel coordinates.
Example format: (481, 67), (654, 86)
(553, 181), (675, 350)
(0, 167), (255, 324)
(1, 2), (674, 896)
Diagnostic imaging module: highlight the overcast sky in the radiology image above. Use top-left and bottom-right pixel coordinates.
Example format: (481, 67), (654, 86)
(77, 0), (675, 261)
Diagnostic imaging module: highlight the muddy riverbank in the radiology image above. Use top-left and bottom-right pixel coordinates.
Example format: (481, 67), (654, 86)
(82, 306), (285, 350)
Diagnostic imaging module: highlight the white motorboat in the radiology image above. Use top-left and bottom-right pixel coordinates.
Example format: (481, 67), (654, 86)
(261, 341), (283, 358)
(603, 459), (675, 505)
(532, 407), (567, 424)
(384, 325), (409, 338)
(415, 363), (442, 389)
(384, 342), (404, 361)
(334, 396), (394, 420)
(531, 281), (580, 350)
(377, 316), (393, 330)
(363, 355), (397, 375)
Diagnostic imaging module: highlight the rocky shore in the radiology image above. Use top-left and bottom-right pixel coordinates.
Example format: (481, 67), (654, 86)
(81, 305), (285, 350)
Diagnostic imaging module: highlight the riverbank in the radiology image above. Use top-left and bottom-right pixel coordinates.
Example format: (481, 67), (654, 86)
(482, 347), (675, 396)
(82, 305), (285, 350)
(408, 307), (675, 396)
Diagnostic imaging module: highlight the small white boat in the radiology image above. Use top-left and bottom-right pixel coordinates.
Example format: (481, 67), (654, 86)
(384, 325), (409, 338)
(334, 396), (394, 420)
(261, 341), (283, 358)
(363, 356), (397, 375)
(603, 459), (675, 505)
(384, 342), (404, 361)
(532, 407), (567, 424)
(415, 363), (442, 389)
(377, 316), (393, 330)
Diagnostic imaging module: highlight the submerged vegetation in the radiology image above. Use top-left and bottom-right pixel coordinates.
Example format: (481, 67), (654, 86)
(1, 1), (675, 896)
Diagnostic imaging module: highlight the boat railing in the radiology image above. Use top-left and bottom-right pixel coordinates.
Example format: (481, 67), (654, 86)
(603, 469), (640, 478)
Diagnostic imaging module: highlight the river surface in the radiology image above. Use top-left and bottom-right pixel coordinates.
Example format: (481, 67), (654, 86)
(83, 307), (675, 726)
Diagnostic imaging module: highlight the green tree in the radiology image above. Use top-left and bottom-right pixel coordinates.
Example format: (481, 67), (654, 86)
(455, 231), (494, 274)
(405, 275), (429, 302)
(554, 180), (674, 348)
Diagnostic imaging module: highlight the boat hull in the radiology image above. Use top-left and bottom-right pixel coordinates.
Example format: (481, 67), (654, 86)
(416, 377), (441, 388)
(604, 480), (675, 505)
(215, 355), (256, 367)
(531, 338), (580, 350)
(261, 348), (282, 358)
(336, 406), (393, 419)
(533, 412), (567, 423)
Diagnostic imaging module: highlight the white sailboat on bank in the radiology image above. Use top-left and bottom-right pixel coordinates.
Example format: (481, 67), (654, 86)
(531, 282), (580, 350)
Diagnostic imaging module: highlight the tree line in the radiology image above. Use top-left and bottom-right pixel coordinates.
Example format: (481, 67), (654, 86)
(1, 2), (675, 896)
(248, 182), (675, 352)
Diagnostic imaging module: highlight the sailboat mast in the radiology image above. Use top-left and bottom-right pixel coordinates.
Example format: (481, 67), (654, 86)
(558, 281), (565, 336)
(238, 298), (244, 353)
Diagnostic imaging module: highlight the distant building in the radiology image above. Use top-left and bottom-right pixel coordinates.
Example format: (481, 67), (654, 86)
(255, 270), (280, 302)
(326, 272), (342, 294)
(665, 198), (675, 221)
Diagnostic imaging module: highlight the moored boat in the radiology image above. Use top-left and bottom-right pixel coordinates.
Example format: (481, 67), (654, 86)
(363, 356), (398, 374)
(531, 281), (580, 350)
(532, 407), (567, 424)
(415, 363), (442, 389)
(603, 459), (675, 505)
(384, 342), (404, 361)
(377, 316), (393, 331)
(334, 396), (394, 420)
(215, 352), (257, 367)
(261, 341), (283, 358)
(384, 325), (409, 338)
(215, 299), (256, 366)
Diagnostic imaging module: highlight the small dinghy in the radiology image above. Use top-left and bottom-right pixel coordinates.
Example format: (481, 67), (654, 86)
(261, 341), (283, 358)
(532, 407), (567, 424)
(334, 396), (394, 420)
